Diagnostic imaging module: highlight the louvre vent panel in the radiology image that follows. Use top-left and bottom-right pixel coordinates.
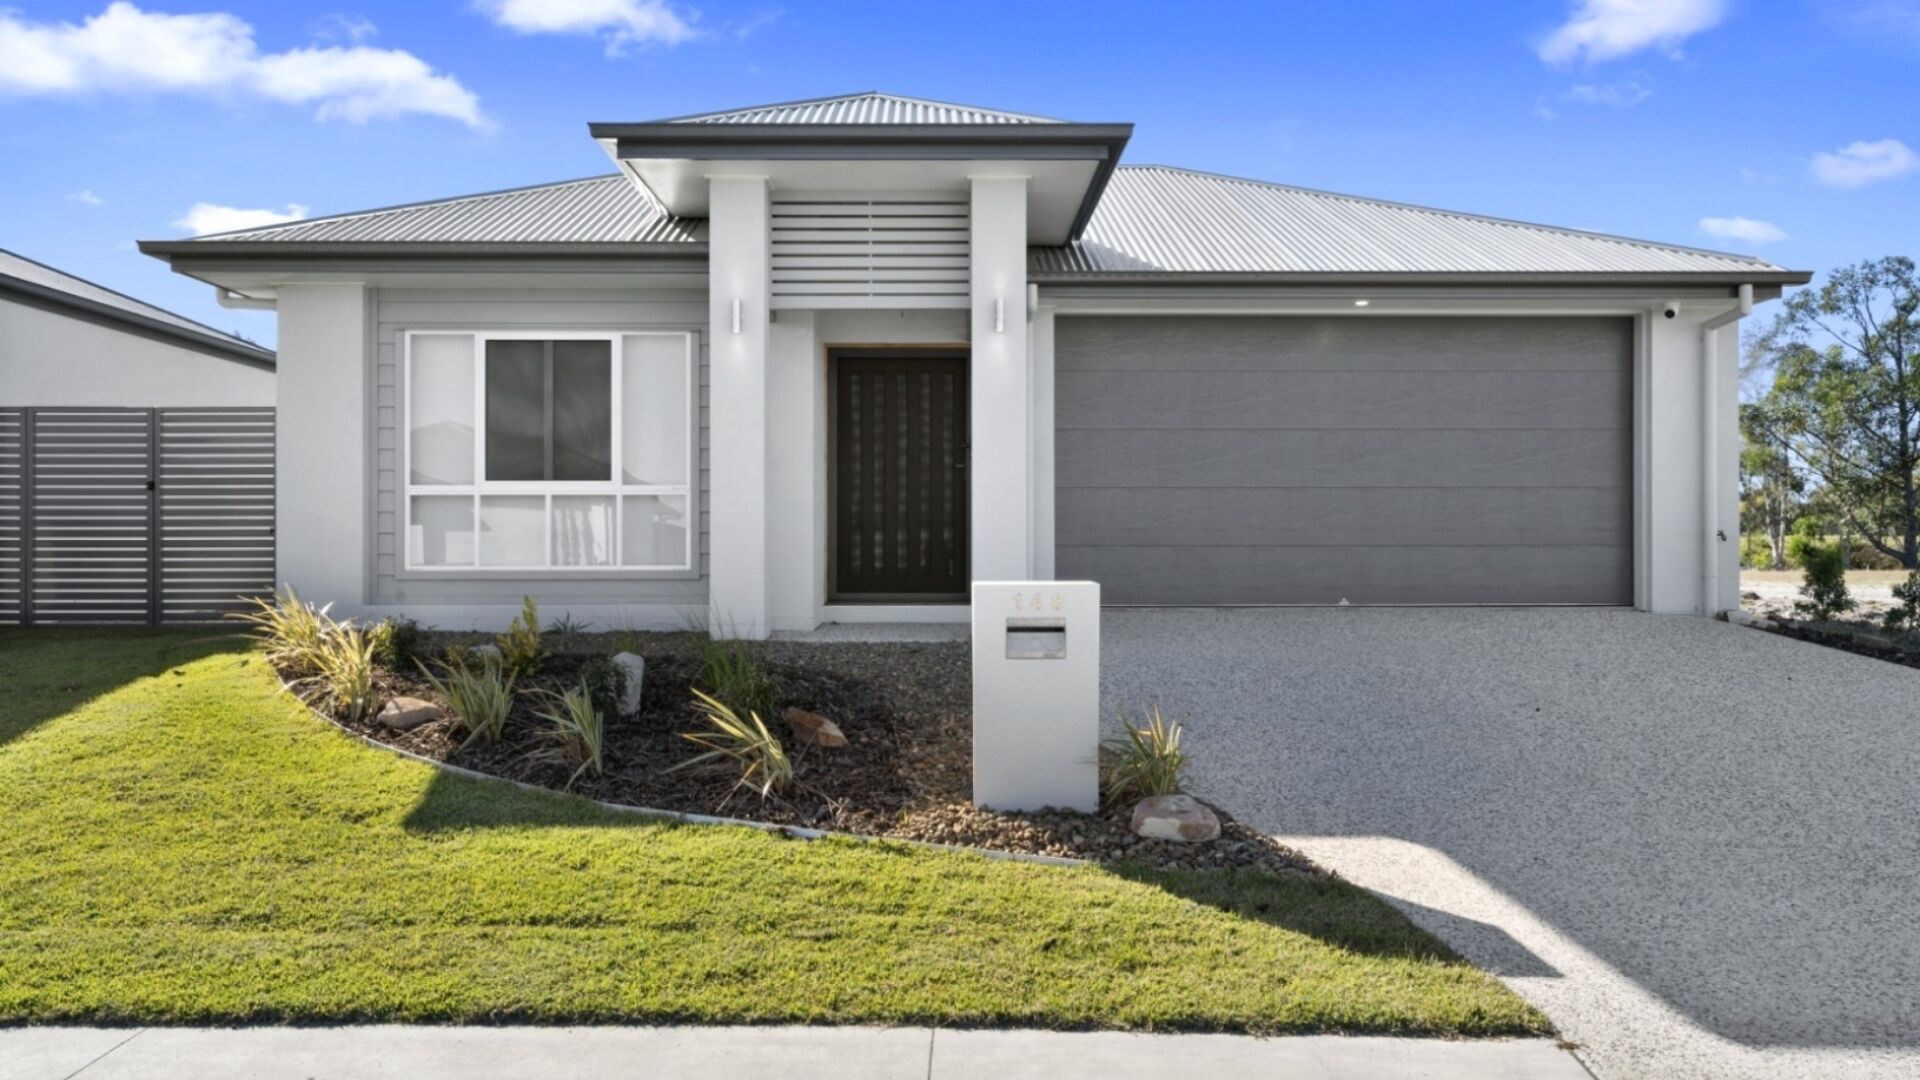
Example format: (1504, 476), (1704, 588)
(770, 196), (970, 310)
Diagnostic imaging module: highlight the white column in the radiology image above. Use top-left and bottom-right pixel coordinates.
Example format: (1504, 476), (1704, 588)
(969, 175), (1032, 580)
(274, 283), (372, 614)
(767, 308), (820, 631)
(707, 176), (772, 639)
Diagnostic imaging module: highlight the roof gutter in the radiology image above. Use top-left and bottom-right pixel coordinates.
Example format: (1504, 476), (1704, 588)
(1698, 283), (1754, 618)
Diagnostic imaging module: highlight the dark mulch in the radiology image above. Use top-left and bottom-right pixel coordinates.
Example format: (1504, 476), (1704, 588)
(1737, 610), (1920, 671)
(291, 629), (1317, 877)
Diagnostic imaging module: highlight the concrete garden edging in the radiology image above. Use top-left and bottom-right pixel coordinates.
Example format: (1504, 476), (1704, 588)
(272, 674), (1088, 870)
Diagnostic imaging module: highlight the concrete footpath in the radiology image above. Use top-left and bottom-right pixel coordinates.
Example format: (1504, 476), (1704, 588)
(2, 1026), (1587, 1079)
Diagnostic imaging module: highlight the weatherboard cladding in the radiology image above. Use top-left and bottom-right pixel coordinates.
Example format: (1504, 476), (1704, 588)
(661, 91), (1062, 126)
(178, 168), (1785, 278)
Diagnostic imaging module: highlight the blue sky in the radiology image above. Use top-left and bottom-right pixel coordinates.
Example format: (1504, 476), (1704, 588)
(3, 0), (1917, 349)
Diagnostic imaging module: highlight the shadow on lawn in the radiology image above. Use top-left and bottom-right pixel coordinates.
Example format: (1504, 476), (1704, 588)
(0, 627), (245, 751)
(400, 768), (672, 833)
(1104, 861), (1561, 973)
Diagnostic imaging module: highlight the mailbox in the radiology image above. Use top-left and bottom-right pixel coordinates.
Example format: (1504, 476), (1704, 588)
(971, 581), (1100, 813)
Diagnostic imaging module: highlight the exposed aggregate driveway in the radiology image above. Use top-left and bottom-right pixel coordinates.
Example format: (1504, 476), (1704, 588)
(1098, 607), (1920, 1079)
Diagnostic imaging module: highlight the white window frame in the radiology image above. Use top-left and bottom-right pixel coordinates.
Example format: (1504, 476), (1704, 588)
(401, 329), (696, 574)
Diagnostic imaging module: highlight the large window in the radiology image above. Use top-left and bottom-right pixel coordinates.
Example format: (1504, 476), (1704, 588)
(404, 331), (693, 571)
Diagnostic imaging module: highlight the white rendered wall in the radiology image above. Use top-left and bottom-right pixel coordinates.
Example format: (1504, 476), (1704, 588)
(0, 297), (272, 406)
(275, 284), (372, 614)
(969, 176), (1032, 580)
(707, 176), (772, 638)
(1640, 308), (1743, 614)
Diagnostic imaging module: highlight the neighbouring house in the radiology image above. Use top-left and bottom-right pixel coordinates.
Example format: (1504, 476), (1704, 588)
(138, 92), (1812, 637)
(1, 247), (275, 626)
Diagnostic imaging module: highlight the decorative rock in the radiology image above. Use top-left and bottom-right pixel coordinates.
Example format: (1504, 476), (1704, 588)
(783, 707), (848, 749)
(1130, 794), (1221, 843)
(379, 696), (444, 731)
(1741, 590), (1762, 601)
(469, 643), (503, 664)
(611, 652), (646, 716)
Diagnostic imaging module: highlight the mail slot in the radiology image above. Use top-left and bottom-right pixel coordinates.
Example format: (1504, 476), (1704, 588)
(1005, 617), (1066, 659)
(971, 581), (1100, 813)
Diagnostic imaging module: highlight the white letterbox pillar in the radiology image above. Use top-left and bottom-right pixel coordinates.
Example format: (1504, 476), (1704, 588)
(971, 580), (1100, 813)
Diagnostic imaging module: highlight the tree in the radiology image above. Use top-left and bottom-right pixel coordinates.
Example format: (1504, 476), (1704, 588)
(1750, 257), (1920, 568)
(1739, 399), (1801, 569)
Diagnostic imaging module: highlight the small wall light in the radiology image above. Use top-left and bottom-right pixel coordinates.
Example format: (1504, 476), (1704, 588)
(994, 296), (1006, 333)
(731, 298), (742, 334)
(1353, 299), (1370, 308)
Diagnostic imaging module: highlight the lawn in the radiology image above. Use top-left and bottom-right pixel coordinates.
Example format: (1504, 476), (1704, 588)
(0, 628), (1544, 1034)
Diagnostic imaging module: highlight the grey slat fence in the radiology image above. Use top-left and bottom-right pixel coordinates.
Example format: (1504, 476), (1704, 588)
(0, 406), (275, 626)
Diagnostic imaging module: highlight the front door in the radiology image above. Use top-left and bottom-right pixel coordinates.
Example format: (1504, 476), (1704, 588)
(830, 349), (969, 601)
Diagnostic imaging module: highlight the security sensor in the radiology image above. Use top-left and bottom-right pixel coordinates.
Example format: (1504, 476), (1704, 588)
(1662, 302), (1680, 320)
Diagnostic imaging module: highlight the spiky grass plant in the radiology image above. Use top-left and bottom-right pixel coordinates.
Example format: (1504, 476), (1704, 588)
(312, 622), (380, 723)
(230, 586), (333, 676)
(669, 688), (792, 805)
(529, 683), (606, 790)
(1102, 705), (1189, 807)
(420, 652), (517, 750)
(692, 632), (780, 719)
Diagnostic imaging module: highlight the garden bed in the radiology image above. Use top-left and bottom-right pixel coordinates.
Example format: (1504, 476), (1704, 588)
(294, 629), (1316, 878)
(1731, 606), (1920, 671)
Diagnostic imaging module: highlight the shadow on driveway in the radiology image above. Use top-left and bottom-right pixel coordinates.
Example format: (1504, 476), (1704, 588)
(1099, 608), (1920, 1070)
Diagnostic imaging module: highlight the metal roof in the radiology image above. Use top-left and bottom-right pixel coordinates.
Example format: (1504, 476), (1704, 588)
(187, 175), (703, 245)
(0, 247), (273, 362)
(1031, 166), (1791, 277)
(653, 91), (1064, 126)
(152, 162), (1802, 283)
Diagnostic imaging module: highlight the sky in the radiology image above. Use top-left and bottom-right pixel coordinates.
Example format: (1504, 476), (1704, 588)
(2, 0), (1917, 350)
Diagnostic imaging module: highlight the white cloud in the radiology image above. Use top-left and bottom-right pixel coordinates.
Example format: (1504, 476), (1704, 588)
(67, 189), (104, 205)
(1531, 97), (1557, 121)
(1565, 77), (1653, 107)
(311, 14), (379, 44)
(1811, 139), (1919, 188)
(173, 202), (309, 236)
(1698, 216), (1788, 244)
(0, 3), (485, 128)
(1538, 0), (1727, 64)
(477, 0), (697, 54)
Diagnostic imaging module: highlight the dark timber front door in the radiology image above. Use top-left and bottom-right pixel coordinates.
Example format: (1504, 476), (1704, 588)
(831, 349), (969, 601)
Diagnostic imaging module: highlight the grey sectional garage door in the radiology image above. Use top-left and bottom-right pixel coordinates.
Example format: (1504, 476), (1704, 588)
(1054, 316), (1632, 605)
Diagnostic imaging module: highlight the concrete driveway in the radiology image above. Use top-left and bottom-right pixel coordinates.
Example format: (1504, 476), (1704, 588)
(1100, 608), (1920, 1080)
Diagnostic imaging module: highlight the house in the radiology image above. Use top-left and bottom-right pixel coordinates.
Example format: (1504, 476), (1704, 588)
(1, 247), (273, 407)
(138, 92), (1812, 637)
(2, 247), (275, 625)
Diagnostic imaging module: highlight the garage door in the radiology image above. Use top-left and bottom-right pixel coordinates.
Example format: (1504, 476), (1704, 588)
(1054, 316), (1633, 605)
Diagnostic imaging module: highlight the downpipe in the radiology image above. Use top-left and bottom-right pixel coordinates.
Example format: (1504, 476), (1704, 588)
(1698, 284), (1754, 616)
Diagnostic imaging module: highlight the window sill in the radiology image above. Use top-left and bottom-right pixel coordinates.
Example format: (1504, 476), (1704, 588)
(393, 566), (701, 583)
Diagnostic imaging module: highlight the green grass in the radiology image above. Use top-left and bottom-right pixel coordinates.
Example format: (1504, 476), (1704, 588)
(0, 628), (1545, 1034)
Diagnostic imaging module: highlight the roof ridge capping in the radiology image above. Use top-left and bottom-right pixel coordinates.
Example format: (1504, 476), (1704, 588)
(1114, 164), (1786, 270)
(648, 90), (1068, 125)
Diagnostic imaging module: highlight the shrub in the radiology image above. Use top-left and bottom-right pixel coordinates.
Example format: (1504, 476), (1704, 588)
(578, 656), (629, 721)
(1784, 518), (1822, 568)
(670, 688), (792, 805)
(1794, 542), (1857, 622)
(421, 653), (517, 749)
(1739, 534), (1774, 570)
(1885, 571), (1920, 633)
(546, 611), (593, 636)
(530, 683), (605, 789)
(693, 634), (779, 719)
(370, 616), (425, 673)
(1848, 540), (1903, 571)
(1101, 705), (1189, 807)
(231, 586), (332, 675)
(497, 596), (548, 679)
(313, 622), (380, 723)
